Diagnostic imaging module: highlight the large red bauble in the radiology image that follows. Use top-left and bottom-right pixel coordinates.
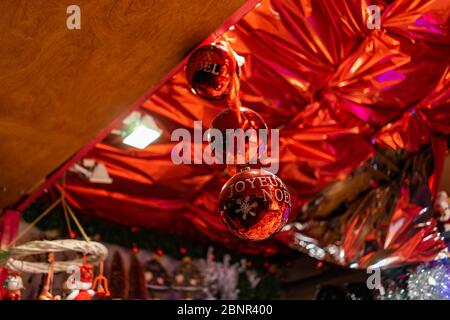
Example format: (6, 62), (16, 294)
(218, 169), (292, 241)
(210, 107), (268, 175)
(186, 44), (236, 100)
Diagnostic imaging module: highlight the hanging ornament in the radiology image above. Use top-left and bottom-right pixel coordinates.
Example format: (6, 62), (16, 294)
(186, 44), (237, 100)
(218, 168), (292, 240)
(92, 257), (110, 298)
(145, 259), (170, 289)
(37, 253), (61, 300)
(66, 257), (96, 300)
(2, 271), (24, 300)
(210, 107), (268, 175)
(37, 279), (61, 300)
(179, 247), (187, 256)
(69, 230), (77, 239)
(172, 257), (204, 299)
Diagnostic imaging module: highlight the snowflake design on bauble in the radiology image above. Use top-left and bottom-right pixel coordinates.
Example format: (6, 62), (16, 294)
(235, 196), (258, 220)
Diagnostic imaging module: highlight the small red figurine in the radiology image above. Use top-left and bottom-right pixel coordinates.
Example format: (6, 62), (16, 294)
(66, 260), (95, 300)
(2, 272), (24, 300)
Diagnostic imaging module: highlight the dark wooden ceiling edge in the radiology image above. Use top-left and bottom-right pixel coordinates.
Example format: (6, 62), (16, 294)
(0, 0), (258, 211)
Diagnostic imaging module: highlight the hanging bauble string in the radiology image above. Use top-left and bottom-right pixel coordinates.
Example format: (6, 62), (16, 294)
(37, 253), (61, 300)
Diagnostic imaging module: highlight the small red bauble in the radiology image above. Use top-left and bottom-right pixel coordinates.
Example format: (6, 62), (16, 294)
(186, 44), (236, 100)
(69, 230), (77, 239)
(218, 169), (292, 241)
(155, 248), (164, 256)
(210, 107), (268, 175)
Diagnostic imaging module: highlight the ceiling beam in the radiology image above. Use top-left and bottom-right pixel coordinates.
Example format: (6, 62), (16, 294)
(0, 0), (249, 209)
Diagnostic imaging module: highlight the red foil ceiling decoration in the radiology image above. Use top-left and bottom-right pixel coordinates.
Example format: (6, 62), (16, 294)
(62, 0), (450, 267)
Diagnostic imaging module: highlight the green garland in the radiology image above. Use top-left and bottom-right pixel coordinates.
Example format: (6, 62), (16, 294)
(22, 196), (287, 299)
(0, 249), (10, 265)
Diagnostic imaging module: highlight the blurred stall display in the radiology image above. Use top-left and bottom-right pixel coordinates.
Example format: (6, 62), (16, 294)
(145, 258), (171, 300)
(172, 257), (204, 299)
(378, 259), (450, 300)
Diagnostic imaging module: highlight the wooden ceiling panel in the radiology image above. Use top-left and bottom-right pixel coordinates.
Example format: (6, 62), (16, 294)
(0, 0), (248, 209)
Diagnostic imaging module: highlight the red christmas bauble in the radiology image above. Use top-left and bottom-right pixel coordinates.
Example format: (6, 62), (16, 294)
(186, 44), (236, 100)
(69, 230), (77, 239)
(210, 107), (268, 175)
(218, 169), (292, 241)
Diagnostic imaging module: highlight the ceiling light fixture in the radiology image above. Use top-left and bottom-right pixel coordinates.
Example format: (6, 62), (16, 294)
(121, 112), (162, 150)
(70, 159), (113, 184)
